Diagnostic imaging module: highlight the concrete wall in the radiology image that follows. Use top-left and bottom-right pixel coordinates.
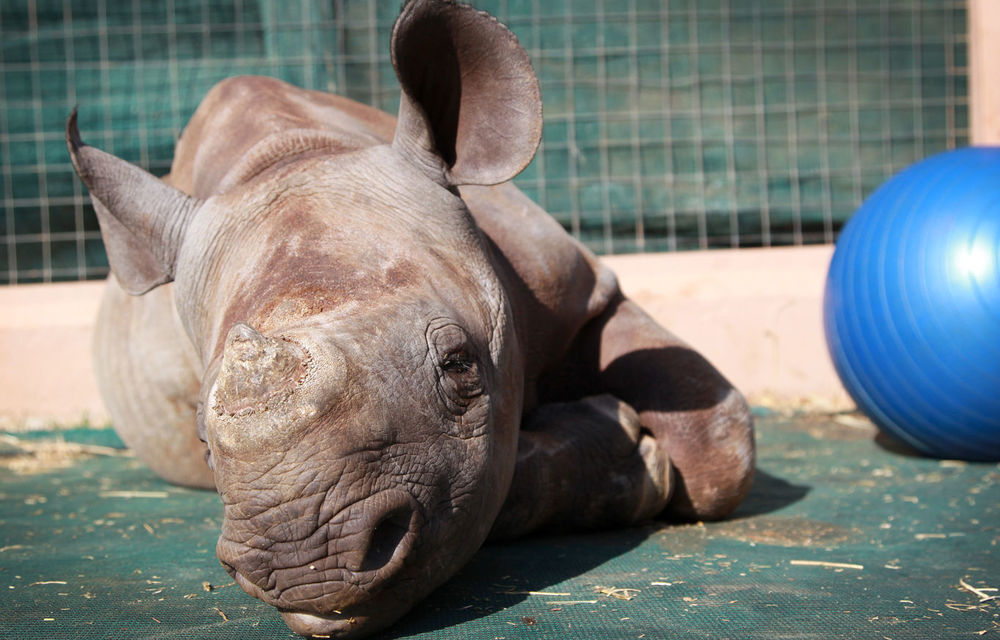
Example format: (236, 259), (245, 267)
(607, 245), (848, 410)
(1, 280), (107, 426)
(0, 245), (850, 427)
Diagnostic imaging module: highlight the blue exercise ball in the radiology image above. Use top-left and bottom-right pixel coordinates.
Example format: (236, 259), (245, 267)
(824, 146), (1000, 461)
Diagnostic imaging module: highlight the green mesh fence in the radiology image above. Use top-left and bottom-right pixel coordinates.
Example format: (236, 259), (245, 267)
(0, 0), (968, 284)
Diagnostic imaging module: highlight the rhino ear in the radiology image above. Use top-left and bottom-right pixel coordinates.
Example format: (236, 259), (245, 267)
(390, 0), (542, 187)
(66, 110), (203, 295)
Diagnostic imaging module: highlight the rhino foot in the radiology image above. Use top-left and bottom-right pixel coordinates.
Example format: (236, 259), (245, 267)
(490, 394), (673, 539)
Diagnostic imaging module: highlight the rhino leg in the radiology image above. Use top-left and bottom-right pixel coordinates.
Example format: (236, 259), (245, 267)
(563, 296), (756, 521)
(93, 277), (214, 489)
(490, 394), (672, 540)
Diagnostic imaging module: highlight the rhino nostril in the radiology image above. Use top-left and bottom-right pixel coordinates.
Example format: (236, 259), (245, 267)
(359, 505), (413, 573)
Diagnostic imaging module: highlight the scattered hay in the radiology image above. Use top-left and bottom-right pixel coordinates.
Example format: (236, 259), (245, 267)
(705, 515), (853, 548)
(595, 585), (641, 600)
(959, 577), (999, 603)
(98, 490), (169, 499)
(0, 434), (130, 474)
(789, 560), (864, 570)
(747, 392), (854, 414)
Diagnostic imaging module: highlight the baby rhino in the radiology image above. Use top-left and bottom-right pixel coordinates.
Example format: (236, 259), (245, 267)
(68, 0), (754, 637)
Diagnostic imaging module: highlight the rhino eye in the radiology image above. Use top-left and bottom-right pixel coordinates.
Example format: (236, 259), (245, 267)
(427, 322), (485, 411)
(441, 352), (474, 373)
(441, 351), (482, 399)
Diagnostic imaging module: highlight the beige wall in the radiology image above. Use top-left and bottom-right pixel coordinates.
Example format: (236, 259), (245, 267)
(605, 245), (849, 410)
(970, 0), (1000, 145)
(1, 280), (108, 426)
(0, 245), (850, 427)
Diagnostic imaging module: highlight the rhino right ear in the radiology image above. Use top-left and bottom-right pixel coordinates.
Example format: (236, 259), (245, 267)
(66, 110), (203, 295)
(390, 0), (542, 187)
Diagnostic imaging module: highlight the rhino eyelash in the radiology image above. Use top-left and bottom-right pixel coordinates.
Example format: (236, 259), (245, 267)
(441, 353), (475, 373)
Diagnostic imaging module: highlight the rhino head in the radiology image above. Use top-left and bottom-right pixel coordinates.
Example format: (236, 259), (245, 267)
(67, 0), (543, 636)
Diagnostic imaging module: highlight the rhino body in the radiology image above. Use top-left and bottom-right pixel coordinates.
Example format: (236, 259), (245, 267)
(70, 1), (754, 637)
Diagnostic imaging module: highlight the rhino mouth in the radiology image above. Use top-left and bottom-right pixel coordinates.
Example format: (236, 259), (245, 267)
(280, 608), (370, 638)
(219, 488), (424, 626)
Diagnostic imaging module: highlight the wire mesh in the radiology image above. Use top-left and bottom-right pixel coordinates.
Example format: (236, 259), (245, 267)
(0, 0), (969, 284)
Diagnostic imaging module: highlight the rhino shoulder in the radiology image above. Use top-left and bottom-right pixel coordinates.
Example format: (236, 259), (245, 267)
(461, 182), (620, 368)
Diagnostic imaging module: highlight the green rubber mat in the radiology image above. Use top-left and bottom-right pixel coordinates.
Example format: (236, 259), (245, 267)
(1, 414), (997, 639)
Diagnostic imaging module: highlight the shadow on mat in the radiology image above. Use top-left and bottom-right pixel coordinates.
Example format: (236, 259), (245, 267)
(729, 468), (810, 519)
(380, 470), (809, 637)
(378, 526), (653, 637)
(873, 430), (926, 458)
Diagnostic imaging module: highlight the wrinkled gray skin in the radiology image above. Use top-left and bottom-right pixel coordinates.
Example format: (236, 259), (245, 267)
(69, 1), (754, 637)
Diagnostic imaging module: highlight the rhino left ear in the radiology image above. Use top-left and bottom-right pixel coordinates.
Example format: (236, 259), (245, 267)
(390, 0), (542, 187)
(67, 109), (203, 295)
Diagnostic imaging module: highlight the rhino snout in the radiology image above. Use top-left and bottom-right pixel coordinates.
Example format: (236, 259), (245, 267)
(217, 488), (423, 627)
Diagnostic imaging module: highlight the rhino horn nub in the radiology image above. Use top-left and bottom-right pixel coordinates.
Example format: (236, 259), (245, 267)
(213, 323), (309, 417)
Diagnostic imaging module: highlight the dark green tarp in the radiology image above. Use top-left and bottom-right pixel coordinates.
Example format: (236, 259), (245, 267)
(2, 413), (997, 639)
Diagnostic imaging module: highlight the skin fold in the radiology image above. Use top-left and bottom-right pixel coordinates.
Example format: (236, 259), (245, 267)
(69, 1), (755, 637)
